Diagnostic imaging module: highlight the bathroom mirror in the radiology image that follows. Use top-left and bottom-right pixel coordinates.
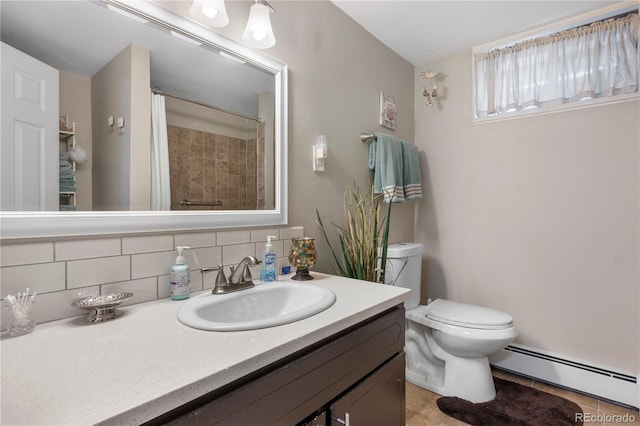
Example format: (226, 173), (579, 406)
(0, 0), (287, 238)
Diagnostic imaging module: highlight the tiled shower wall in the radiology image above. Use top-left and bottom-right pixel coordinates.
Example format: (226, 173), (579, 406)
(0, 225), (303, 329)
(167, 124), (265, 211)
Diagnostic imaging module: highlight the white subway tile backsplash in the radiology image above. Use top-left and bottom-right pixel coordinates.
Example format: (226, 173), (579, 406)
(189, 269), (203, 293)
(158, 275), (171, 298)
(279, 226), (305, 240)
(270, 240), (285, 258)
(102, 278), (158, 305)
(55, 238), (121, 261)
(248, 263), (262, 280)
(0, 225), (303, 326)
(190, 246), (222, 270)
(122, 235), (174, 254)
(222, 243), (256, 265)
(251, 229), (281, 242)
(217, 230), (251, 246)
(175, 232), (216, 248)
(67, 256), (131, 289)
(200, 269), (217, 290)
(131, 251), (175, 279)
(1, 262), (66, 297)
(1, 242), (53, 266)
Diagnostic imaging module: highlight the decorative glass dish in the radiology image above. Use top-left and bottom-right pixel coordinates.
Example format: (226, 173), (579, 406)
(71, 293), (133, 323)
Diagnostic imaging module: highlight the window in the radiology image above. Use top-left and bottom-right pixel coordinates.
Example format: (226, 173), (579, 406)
(473, 7), (638, 120)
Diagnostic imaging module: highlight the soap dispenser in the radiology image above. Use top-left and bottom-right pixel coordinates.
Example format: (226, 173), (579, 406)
(171, 246), (191, 300)
(260, 236), (278, 282)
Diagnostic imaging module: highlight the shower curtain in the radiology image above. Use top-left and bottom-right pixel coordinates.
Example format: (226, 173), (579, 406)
(151, 93), (171, 210)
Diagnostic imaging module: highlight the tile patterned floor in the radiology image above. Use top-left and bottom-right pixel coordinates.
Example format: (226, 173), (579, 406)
(406, 369), (640, 426)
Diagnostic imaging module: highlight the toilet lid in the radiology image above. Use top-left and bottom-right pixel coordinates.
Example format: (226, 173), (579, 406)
(425, 299), (513, 329)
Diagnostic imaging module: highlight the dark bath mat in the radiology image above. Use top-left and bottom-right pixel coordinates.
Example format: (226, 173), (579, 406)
(436, 378), (583, 426)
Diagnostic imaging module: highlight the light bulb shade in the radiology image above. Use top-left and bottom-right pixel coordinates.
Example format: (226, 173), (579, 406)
(242, 2), (276, 49)
(317, 135), (327, 149)
(189, 0), (229, 28)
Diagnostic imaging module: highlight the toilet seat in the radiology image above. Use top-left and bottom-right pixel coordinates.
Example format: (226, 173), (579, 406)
(424, 299), (513, 330)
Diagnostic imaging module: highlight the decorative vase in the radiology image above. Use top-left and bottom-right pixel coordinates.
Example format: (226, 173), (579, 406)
(288, 237), (317, 281)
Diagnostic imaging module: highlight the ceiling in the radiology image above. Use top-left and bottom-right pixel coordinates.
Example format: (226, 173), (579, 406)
(332, 1), (622, 65)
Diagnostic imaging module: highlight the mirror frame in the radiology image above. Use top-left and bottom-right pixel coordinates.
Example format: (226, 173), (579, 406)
(0, 0), (288, 239)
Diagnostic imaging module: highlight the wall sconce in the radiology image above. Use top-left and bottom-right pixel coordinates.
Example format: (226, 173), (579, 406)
(313, 135), (328, 172)
(420, 70), (439, 107)
(242, 0), (276, 49)
(189, 0), (276, 49)
(189, 0), (229, 28)
(117, 117), (125, 134)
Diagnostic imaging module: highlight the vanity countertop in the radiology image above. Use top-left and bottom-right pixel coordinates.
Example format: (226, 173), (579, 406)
(0, 273), (410, 426)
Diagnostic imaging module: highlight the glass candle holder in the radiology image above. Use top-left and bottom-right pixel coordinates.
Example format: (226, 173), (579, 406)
(288, 237), (317, 281)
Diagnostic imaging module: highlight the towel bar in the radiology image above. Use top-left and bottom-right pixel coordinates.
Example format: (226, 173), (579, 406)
(180, 199), (223, 207)
(361, 133), (375, 143)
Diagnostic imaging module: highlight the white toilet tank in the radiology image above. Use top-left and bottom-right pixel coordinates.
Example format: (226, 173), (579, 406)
(384, 243), (423, 309)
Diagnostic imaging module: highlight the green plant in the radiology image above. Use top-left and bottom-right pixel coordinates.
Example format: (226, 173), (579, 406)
(316, 183), (392, 283)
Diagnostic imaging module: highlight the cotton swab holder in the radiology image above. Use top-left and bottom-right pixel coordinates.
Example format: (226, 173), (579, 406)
(4, 288), (36, 337)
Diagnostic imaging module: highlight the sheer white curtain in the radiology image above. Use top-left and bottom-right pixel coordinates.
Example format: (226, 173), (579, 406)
(475, 13), (638, 117)
(151, 93), (171, 210)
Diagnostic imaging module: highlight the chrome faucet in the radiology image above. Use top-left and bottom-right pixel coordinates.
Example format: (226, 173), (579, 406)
(202, 256), (261, 295)
(229, 255), (261, 284)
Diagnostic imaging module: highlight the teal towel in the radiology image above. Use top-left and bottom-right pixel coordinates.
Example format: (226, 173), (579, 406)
(369, 132), (404, 202)
(368, 132), (422, 203)
(401, 142), (422, 200)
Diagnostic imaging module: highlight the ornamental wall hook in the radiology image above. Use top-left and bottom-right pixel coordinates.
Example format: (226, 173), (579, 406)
(420, 70), (439, 106)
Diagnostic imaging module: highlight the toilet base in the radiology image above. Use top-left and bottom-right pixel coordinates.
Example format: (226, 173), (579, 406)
(406, 354), (497, 403)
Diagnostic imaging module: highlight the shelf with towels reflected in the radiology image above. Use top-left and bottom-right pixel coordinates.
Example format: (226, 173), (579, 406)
(59, 116), (77, 211)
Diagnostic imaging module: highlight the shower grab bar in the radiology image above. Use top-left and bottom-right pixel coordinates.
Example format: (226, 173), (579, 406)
(180, 199), (223, 207)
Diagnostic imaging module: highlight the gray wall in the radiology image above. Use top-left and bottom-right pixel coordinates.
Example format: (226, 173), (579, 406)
(414, 50), (639, 373)
(91, 44), (150, 211)
(216, 1), (417, 273)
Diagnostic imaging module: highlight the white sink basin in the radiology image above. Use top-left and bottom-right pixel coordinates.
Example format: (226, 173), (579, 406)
(177, 282), (336, 331)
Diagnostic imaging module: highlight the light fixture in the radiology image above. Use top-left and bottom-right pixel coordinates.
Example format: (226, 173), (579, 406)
(242, 0), (276, 49)
(189, 0), (229, 28)
(313, 135), (328, 172)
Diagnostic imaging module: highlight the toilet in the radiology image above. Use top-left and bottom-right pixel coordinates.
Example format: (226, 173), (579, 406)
(385, 243), (517, 403)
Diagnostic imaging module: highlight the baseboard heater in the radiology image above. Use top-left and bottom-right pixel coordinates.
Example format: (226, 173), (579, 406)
(490, 344), (638, 409)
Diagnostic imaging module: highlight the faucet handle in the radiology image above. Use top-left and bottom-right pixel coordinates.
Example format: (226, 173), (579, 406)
(202, 265), (228, 294)
(215, 266), (228, 287)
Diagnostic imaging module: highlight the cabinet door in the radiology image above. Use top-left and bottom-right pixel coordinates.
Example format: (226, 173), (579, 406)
(330, 354), (405, 426)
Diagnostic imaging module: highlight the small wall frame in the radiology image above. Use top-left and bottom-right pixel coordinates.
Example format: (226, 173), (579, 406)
(379, 92), (397, 130)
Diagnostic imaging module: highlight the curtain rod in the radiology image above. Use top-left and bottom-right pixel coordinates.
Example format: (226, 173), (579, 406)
(151, 89), (262, 123)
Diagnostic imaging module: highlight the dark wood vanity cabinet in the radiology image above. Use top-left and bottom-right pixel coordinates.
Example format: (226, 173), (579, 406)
(149, 305), (405, 426)
(328, 354), (405, 426)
